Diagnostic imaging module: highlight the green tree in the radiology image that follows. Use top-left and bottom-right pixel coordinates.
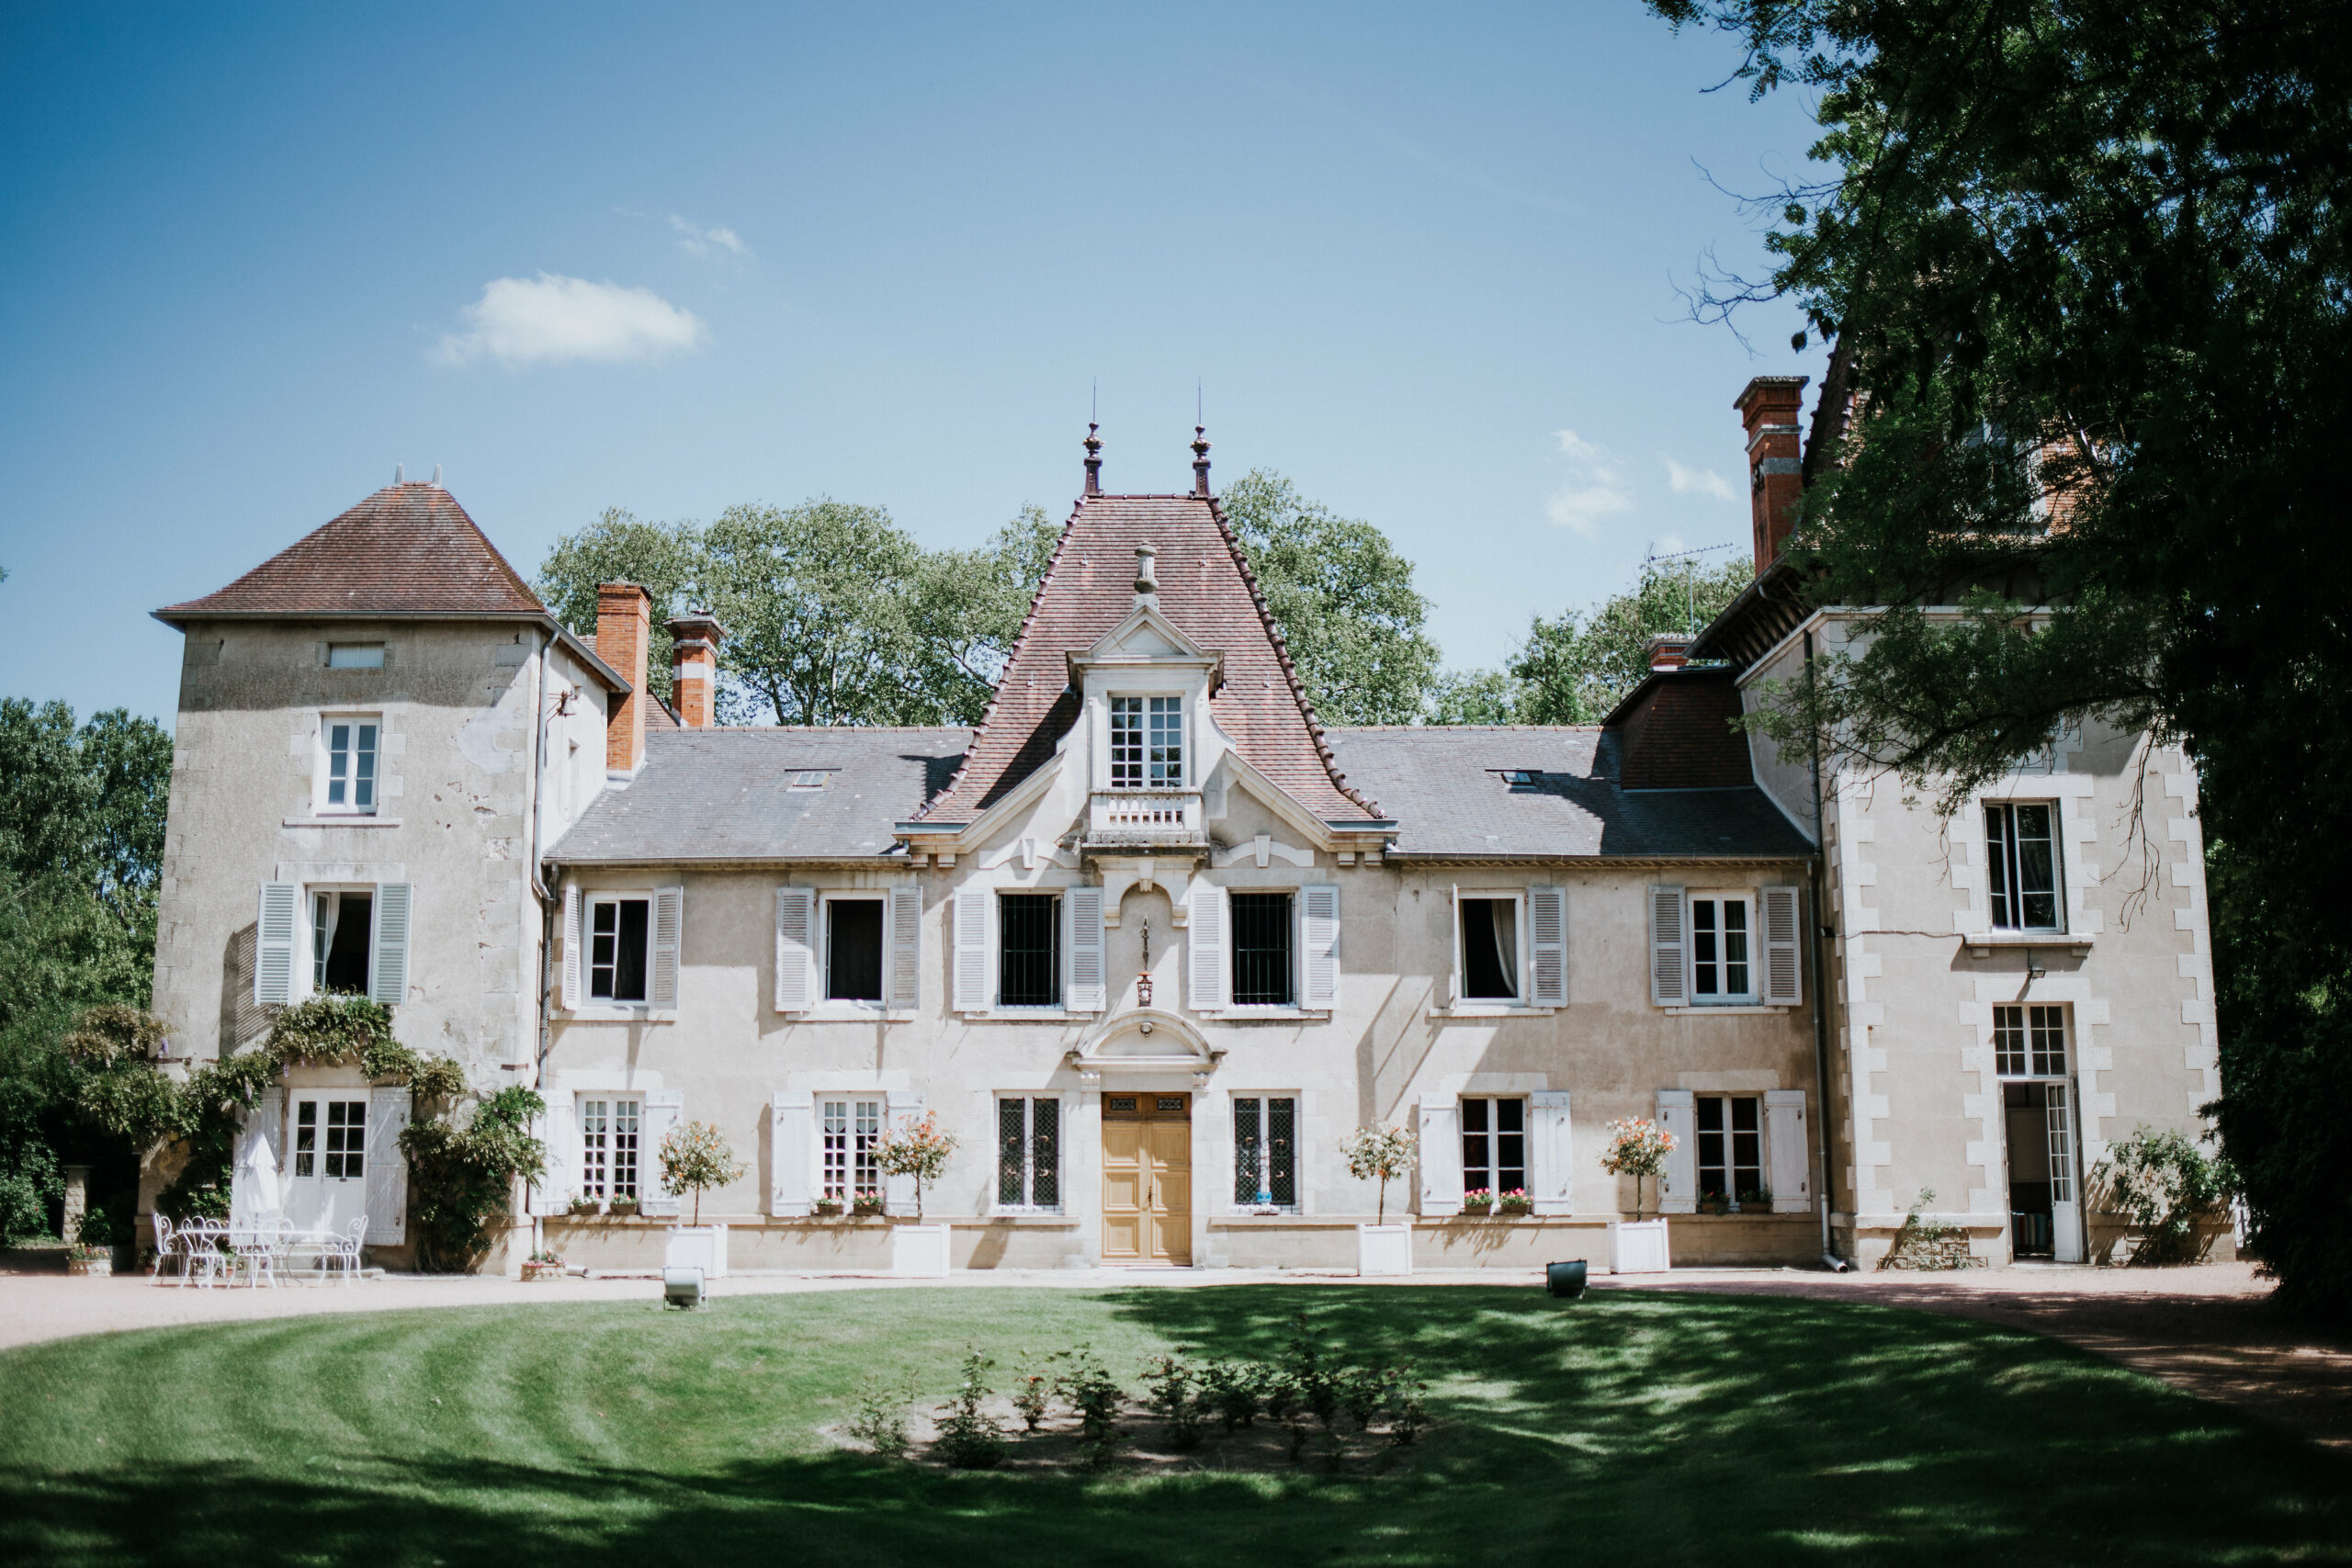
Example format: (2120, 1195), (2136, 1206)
(1426, 669), (1521, 726)
(1217, 470), (1441, 726)
(909, 504), (1064, 725)
(533, 508), (704, 705)
(1650, 0), (2352, 1314)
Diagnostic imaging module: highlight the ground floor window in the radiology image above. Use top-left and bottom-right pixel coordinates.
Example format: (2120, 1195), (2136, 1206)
(1694, 1095), (1763, 1204)
(292, 1097), (367, 1179)
(580, 1097), (641, 1201)
(996, 1097), (1061, 1208)
(1232, 1095), (1296, 1207)
(1461, 1097), (1525, 1196)
(823, 1097), (883, 1202)
(1994, 1004), (2067, 1077)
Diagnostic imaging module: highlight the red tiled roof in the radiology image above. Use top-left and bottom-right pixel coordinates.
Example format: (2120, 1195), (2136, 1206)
(155, 483), (546, 621)
(920, 492), (1382, 824)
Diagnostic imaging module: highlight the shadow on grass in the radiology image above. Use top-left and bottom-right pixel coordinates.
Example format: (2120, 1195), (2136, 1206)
(2, 1286), (2346, 1567)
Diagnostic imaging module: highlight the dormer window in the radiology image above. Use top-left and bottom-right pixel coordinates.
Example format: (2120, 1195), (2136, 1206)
(1110, 696), (1182, 788)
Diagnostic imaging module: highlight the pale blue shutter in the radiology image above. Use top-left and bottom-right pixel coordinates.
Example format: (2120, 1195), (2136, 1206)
(369, 883), (411, 1007)
(255, 883), (299, 1006)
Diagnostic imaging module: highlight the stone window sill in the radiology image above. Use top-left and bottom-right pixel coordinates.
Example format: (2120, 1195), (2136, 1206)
(1963, 931), (2092, 953)
(1429, 1003), (1557, 1019)
(1657, 1004), (1796, 1015)
(1202, 1009), (1332, 1023)
(283, 816), (400, 829)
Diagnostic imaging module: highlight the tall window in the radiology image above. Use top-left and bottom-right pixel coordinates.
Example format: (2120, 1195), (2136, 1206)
(579, 1097), (641, 1201)
(310, 890), (373, 994)
(1233, 1095), (1296, 1207)
(1461, 1097), (1525, 1195)
(826, 897), (884, 1002)
(1985, 803), (2063, 931)
(996, 1097), (1061, 1209)
(1994, 1004), (2067, 1076)
(1110, 696), (1183, 787)
(1695, 1096), (1762, 1202)
(1231, 893), (1294, 1006)
(1691, 897), (1753, 1000)
(320, 716), (379, 814)
(822, 1098), (882, 1202)
(999, 894), (1060, 1007)
(293, 1099), (366, 1179)
(1460, 897), (1520, 1000)
(590, 896), (650, 1002)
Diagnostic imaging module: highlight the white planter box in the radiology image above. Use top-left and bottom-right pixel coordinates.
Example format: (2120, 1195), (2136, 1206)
(1610, 1218), (1671, 1274)
(892, 1223), (951, 1278)
(664, 1224), (729, 1280)
(1356, 1223), (1413, 1277)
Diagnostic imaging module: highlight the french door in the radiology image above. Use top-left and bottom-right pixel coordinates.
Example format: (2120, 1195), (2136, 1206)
(286, 1092), (370, 1235)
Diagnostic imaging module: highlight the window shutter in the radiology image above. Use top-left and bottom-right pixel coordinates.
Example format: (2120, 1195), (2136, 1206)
(1764, 1089), (1810, 1213)
(952, 887), (989, 1011)
(1418, 1095), (1463, 1214)
(537, 1093), (580, 1214)
(369, 882), (412, 1007)
(1188, 883), (1226, 1010)
(1530, 1089), (1572, 1214)
(230, 1091), (285, 1224)
(1529, 886), (1568, 1007)
(888, 884), (922, 1010)
(650, 886), (684, 1010)
(1649, 886), (1688, 1006)
(364, 1086), (411, 1244)
(255, 882), (299, 1006)
(1447, 885), (1461, 1004)
(1066, 887), (1105, 1012)
(884, 1090), (924, 1215)
(560, 884), (582, 1010)
(639, 1090), (685, 1216)
(775, 887), (815, 1012)
(1655, 1089), (1696, 1213)
(1301, 885), (1340, 1010)
(1761, 886), (1803, 1006)
(771, 1089), (814, 1216)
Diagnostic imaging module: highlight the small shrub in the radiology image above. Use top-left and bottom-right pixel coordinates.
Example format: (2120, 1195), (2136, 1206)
(1010, 1367), (1052, 1433)
(1198, 1358), (1264, 1431)
(1139, 1352), (1206, 1450)
(846, 1374), (913, 1459)
(658, 1120), (746, 1226)
(1339, 1364), (1396, 1430)
(933, 1348), (1006, 1469)
(1386, 1371), (1430, 1447)
(2095, 1126), (2237, 1264)
(1053, 1346), (1125, 1469)
(1281, 1313), (1340, 1428)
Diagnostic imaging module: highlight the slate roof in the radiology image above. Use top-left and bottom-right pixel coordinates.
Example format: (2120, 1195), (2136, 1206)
(548, 727), (970, 864)
(916, 491), (1382, 826)
(155, 482), (546, 621)
(1326, 727), (1815, 860)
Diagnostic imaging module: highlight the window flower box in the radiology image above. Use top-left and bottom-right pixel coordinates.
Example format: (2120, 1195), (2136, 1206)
(1698, 1193), (1733, 1217)
(1736, 1189), (1775, 1213)
(1461, 1189), (1495, 1217)
(1497, 1190), (1533, 1217)
(607, 1198), (639, 1218)
(851, 1194), (888, 1219)
(811, 1200), (844, 1219)
(568, 1197), (602, 1216)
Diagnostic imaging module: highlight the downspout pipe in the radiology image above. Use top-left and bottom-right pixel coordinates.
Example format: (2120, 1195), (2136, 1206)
(1805, 628), (1849, 1271)
(525, 628), (555, 1264)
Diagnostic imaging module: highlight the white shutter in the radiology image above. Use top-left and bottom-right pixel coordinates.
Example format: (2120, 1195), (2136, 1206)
(1656, 1089), (1697, 1214)
(1301, 885), (1340, 1010)
(1649, 886), (1688, 1006)
(255, 882), (299, 1006)
(884, 1090), (924, 1215)
(369, 882), (411, 1007)
(1447, 885), (1461, 1003)
(1530, 1089), (1573, 1214)
(1067, 886), (1105, 1012)
(1188, 883), (1226, 1010)
(952, 887), (989, 1011)
(364, 1086), (411, 1245)
(1529, 886), (1568, 1007)
(537, 1093), (580, 1214)
(560, 884), (582, 1010)
(1418, 1094), (1463, 1214)
(771, 1089), (814, 1216)
(1764, 1089), (1811, 1213)
(650, 886), (684, 1010)
(775, 887), (815, 1012)
(1761, 886), (1803, 1006)
(639, 1089), (685, 1216)
(888, 883), (922, 1010)
(230, 1091), (286, 1224)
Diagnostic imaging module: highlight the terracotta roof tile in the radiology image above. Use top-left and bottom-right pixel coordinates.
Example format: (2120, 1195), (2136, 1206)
(920, 492), (1381, 824)
(155, 482), (545, 621)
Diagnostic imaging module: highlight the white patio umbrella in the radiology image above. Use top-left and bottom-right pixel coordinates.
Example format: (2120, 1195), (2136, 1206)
(232, 1124), (282, 1228)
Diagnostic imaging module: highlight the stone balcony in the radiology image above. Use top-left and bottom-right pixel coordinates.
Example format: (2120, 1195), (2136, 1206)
(1083, 788), (1206, 850)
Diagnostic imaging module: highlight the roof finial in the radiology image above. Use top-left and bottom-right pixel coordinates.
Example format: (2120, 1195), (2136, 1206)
(394, 463), (403, 484)
(1191, 421), (1211, 499)
(1134, 544), (1158, 609)
(431, 464), (442, 486)
(1083, 421), (1102, 497)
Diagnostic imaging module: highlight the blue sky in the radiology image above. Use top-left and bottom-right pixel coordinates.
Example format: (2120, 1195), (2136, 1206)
(0, 2), (1826, 727)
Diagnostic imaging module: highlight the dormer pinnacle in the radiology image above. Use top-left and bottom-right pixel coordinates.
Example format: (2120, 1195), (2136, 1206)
(1134, 544), (1159, 610)
(1083, 423), (1102, 496)
(1192, 425), (1212, 498)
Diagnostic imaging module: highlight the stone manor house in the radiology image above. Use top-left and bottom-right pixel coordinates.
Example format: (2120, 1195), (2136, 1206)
(144, 382), (2225, 1272)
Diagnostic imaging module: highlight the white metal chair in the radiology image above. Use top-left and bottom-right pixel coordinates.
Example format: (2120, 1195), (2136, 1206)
(326, 1216), (368, 1283)
(180, 1219), (232, 1289)
(149, 1214), (185, 1283)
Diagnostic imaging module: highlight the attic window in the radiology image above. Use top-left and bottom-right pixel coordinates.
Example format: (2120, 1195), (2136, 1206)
(788, 770), (831, 790)
(1495, 770), (1543, 790)
(326, 644), (385, 669)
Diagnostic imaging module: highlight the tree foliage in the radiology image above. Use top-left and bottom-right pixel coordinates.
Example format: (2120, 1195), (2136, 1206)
(535, 507), (704, 705)
(1650, 0), (2352, 1313)
(1218, 470), (1441, 726)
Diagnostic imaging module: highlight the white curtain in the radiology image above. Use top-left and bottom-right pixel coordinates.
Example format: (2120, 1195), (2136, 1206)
(1491, 901), (1519, 996)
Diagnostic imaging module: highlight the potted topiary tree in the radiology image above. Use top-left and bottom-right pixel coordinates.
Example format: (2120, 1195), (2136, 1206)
(657, 1120), (744, 1281)
(874, 1111), (958, 1277)
(1340, 1122), (1417, 1276)
(1600, 1117), (1677, 1273)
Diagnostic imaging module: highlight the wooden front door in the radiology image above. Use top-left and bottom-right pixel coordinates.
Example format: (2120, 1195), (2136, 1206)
(1101, 1092), (1192, 1264)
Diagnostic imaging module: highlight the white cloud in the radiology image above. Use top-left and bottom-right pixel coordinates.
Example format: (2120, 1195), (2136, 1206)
(670, 215), (750, 258)
(436, 275), (706, 367)
(1546, 428), (1633, 535)
(1664, 457), (1737, 502)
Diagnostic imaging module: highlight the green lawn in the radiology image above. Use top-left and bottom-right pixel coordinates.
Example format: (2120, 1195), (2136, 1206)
(2, 1285), (2346, 1565)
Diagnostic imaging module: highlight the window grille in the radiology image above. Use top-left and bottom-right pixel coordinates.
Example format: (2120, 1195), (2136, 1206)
(996, 1097), (1061, 1208)
(1230, 893), (1294, 1006)
(1232, 1096), (1297, 1207)
(998, 894), (1060, 1006)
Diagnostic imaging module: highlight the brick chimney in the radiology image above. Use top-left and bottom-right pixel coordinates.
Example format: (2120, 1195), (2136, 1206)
(665, 611), (725, 729)
(1736, 376), (1810, 573)
(1646, 633), (1693, 671)
(596, 581), (652, 773)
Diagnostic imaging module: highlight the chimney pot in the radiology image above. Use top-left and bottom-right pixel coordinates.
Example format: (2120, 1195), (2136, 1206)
(664, 610), (727, 729)
(1646, 633), (1694, 671)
